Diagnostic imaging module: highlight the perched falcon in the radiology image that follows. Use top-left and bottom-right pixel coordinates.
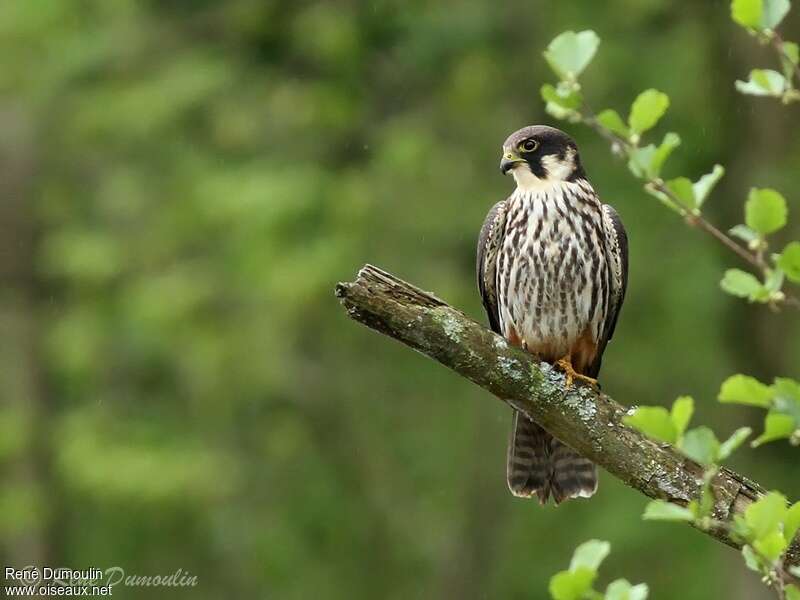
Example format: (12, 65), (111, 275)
(476, 125), (628, 504)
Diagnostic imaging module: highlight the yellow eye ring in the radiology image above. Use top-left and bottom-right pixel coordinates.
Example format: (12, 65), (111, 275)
(519, 139), (538, 153)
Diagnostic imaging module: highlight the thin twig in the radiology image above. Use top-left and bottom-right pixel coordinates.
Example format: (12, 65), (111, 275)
(578, 104), (800, 310)
(693, 510), (797, 594)
(772, 31), (800, 85)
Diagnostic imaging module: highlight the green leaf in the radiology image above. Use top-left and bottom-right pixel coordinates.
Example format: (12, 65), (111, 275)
(570, 539), (611, 572)
(665, 177), (696, 211)
(629, 585), (649, 600)
(719, 374), (774, 407)
(670, 396), (694, 438)
(719, 269), (771, 302)
(649, 132), (681, 178)
(763, 267), (784, 296)
(729, 225), (759, 243)
(541, 83), (583, 110)
(720, 269), (764, 300)
(754, 530), (787, 561)
(629, 89), (670, 135)
(735, 69), (787, 96)
(698, 475), (716, 518)
(731, 0), (763, 28)
(781, 42), (800, 80)
(773, 378), (800, 423)
(746, 188), (788, 235)
(544, 30), (600, 80)
(777, 241), (800, 283)
(776, 382), (800, 410)
(785, 501), (800, 542)
(787, 585), (800, 600)
(733, 514), (751, 538)
(642, 500), (695, 522)
(643, 183), (684, 214)
(679, 427), (720, 466)
(761, 0), (790, 28)
(692, 165), (725, 208)
(741, 545), (762, 572)
(718, 427), (752, 460)
(545, 101), (575, 121)
(606, 579), (649, 600)
(596, 109), (630, 137)
(784, 42), (800, 65)
(627, 145), (657, 178)
(549, 540), (611, 600)
(731, 0), (788, 30)
(623, 406), (677, 444)
(752, 412), (796, 446)
(549, 567), (596, 600)
(773, 377), (800, 404)
(745, 491), (787, 540)
(542, 84), (563, 104)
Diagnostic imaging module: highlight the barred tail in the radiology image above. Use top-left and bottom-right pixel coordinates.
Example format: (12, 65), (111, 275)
(507, 411), (598, 505)
(550, 437), (598, 504)
(507, 411), (552, 503)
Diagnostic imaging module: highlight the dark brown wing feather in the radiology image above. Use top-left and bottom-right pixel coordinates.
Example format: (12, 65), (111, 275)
(588, 203), (629, 377)
(476, 200), (508, 334)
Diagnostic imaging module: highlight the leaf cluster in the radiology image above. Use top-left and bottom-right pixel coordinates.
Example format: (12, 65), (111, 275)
(542, 23), (800, 310)
(732, 0), (800, 104)
(549, 540), (648, 600)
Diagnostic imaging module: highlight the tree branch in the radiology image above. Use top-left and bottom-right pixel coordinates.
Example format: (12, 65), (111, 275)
(335, 264), (800, 569)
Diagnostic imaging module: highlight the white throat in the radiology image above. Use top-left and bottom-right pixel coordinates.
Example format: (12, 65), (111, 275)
(510, 148), (576, 192)
(511, 166), (557, 193)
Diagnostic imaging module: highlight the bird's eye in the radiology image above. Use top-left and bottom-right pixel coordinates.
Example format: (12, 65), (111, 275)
(520, 139), (538, 152)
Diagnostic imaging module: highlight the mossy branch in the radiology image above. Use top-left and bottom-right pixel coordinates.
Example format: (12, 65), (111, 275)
(335, 263), (800, 569)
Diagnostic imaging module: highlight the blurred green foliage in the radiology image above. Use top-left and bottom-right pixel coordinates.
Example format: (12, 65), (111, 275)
(0, 1), (799, 599)
(549, 540), (648, 600)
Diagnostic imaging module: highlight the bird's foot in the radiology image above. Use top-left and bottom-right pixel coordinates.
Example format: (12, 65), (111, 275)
(555, 355), (598, 390)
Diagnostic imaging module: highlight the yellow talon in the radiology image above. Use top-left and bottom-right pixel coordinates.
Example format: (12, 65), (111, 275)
(555, 355), (598, 389)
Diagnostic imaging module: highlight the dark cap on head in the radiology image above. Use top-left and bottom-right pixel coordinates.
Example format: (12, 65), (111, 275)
(502, 125), (577, 151)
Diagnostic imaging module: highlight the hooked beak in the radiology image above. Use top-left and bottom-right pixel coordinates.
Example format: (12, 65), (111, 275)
(500, 151), (523, 175)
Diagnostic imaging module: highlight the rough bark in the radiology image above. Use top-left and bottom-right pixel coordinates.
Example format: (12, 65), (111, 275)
(335, 264), (800, 569)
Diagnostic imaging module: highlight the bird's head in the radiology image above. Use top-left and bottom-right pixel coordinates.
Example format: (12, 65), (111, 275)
(500, 125), (585, 190)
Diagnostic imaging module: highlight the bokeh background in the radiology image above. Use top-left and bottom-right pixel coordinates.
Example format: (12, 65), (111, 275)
(1, 0), (799, 598)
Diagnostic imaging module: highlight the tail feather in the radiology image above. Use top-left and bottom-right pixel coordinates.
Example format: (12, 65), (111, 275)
(507, 411), (597, 504)
(549, 437), (598, 503)
(507, 411), (552, 503)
